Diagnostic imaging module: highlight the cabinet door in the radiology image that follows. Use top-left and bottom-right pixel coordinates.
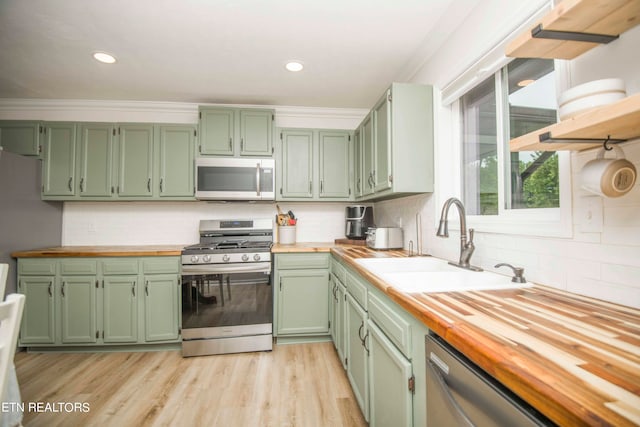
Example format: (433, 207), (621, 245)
(240, 110), (273, 156)
(331, 276), (347, 368)
(158, 125), (195, 197)
(346, 293), (369, 421)
(280, 129), (314, 199)
(0, 121), (41, 156)
(368, 320), (413, 427)
(103, 276), (138, 343)
(18, 276), (55, 344)
(362, 114), (375, 196)
(144, 274), (180, 342)
(353, 128), (363, 198)
(373, 91), (392, 193)
(78, 123), (115, 197)
(276, 269), (329, 335)
(199, 108), (234, 155)
(60, 276), (98, 344)
(41, 122), (77, 197)
(117, 124), (154, 197)
(319, 131), (351, 199)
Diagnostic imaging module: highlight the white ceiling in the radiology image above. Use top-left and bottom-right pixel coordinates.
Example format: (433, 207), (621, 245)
(0, 0), (479, 108)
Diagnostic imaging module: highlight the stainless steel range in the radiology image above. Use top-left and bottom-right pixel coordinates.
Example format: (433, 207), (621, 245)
(181, 218), (273, 357)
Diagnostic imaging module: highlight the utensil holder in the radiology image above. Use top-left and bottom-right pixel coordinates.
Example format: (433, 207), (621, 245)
(278, 226), (296, 245)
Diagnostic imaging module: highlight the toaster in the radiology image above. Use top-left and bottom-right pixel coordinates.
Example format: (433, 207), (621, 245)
(366, 227), (403, 250)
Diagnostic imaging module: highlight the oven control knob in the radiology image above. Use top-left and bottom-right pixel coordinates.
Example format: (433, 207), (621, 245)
(253, 254), (261, 261)
(242, 254), (249, 262)
(222, 255), (230, 262)
(190, 255), (199, 263)
(203, 255), (211, 263)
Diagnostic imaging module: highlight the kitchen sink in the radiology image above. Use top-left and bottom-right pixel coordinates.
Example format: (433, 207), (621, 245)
(355, 257), (531, 293)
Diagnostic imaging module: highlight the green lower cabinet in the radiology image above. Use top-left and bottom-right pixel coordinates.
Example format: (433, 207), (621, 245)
(18, 276), (55, 344)
(330, 273), (347, 367)
(276, 269), (330, 336)
(368, 320), (413, 427)
(60, 276), (98, 344)
(144, 274), (180, 342)
(103, 276), (138, 343)
(346, 293), (370, 421)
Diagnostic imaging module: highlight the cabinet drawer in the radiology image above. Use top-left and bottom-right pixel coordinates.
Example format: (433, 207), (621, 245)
(368, 292), (412, 358)
(18, 259), (56, 276)
(60, 259), (97, 275)
(142, 257), (180, 274)
(331, 258), (347, 284)
(276, 253), (329, 270)
(346, 271), (368, 310)
(101, 259), (139, 275)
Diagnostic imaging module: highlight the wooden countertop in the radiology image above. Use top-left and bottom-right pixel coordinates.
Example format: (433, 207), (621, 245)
(11, 245), (186, 258)
(331, 246), (640, 427)
(271, 242), (335, 253)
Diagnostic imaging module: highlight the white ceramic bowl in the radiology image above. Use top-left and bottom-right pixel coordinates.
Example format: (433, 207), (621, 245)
(558, 78), (626, 120)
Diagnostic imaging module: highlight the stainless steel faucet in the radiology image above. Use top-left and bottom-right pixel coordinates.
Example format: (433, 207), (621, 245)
(436, 197), (483, 271)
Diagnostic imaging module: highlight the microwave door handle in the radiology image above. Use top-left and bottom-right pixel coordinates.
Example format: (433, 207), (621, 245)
(256, 162), (261, 197)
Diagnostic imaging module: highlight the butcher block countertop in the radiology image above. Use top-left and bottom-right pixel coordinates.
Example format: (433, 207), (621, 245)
(271, 242), (335, 253)
(11, 245), (185, 258)
(330, 245), (640, 427)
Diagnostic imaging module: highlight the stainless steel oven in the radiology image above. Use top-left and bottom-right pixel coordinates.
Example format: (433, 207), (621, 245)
(181, 218), (273, 357)
(195, 157), (275, 201)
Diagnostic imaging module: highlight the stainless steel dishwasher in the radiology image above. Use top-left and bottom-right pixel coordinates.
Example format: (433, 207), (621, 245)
(426, 334), (555, 427)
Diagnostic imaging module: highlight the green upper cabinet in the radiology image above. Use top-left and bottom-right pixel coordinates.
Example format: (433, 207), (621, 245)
(373, 92), (391, 193)
(78, 123), (115, 198)
(319, 131), (351, 198)
(240, 109), (273, 156)
(356, 83), (434, 201)
(116, 124), (154, 197)
(157, 125), (195, 198)
(198, 106), (274, 157)
(41, 122), (77, 197)
(278, 128), (353, 202)
(280, 129), (314, 199)
(0, 120), (41, 156)
(198, 108), (234, 155)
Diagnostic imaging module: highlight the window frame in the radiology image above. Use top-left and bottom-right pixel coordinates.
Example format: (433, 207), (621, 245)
(440, 60), (573, 238)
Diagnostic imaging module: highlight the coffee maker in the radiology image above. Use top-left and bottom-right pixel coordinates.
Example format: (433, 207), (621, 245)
(345, 206), (374, 240)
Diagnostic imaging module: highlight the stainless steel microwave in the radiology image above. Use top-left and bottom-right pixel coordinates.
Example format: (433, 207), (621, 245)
(195, 157), (275, 201)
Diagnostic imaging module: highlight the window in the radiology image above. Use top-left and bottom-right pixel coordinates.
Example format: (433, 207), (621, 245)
(461, 58), (559, 216)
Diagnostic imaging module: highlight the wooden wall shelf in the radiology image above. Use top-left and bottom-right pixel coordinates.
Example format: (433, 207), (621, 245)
(509, 93), (640, 151)
(506, 0), (640, 59)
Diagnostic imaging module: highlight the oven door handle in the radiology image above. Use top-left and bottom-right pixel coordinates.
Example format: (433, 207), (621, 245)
(182, 263), (271, 275)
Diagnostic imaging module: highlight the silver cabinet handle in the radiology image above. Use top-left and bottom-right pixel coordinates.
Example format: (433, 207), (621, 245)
(363, 330), (370, 354)
(147, 178), (151, 193)
(61, 281), (66, 297)
(145, 280), (149, 296)
(229, 137), (232, 150)
(80, 177), (85, 192)
(427, 360), (474, 427)
(241, 138), (244, 151)
(309, 181), (312, 194)
(358, 321), (365, 342)
(256, 163), (261, 197)
(48, 281), (53, 297)
(132, 281), (136, 297)
(68, 177), (73, 191)
(320, 180), (324, 194)
(160, 178), (164, 193)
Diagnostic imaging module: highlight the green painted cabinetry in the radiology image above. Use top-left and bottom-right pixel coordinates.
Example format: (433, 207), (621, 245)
(346, 292), (370, 421)
(40, 123), (196, 201)
(355, 83), (434, 201)
(274, 253), (330, 342)
(16, 256), (181, 349)
(277, 128), (353, 201)
(0, 121), (41, 156)
(41, 122), (77, 197)
(330, 259), (347, 368)
(198, 107), (274, 157)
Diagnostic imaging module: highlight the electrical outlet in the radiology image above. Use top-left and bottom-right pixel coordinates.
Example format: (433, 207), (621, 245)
(579, 196), (603, 233)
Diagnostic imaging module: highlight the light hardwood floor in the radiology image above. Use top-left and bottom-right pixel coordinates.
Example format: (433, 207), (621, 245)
(14, 343), (367, 427)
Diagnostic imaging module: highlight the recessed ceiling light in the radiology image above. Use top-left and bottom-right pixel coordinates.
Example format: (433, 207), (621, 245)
(93, 52), (117, 64)
(285, 61), (304, 72)
(517, 79), (536, 87)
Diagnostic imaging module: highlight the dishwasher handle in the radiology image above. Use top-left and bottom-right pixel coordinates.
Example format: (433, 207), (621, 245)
(427, 359), (475, 427)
